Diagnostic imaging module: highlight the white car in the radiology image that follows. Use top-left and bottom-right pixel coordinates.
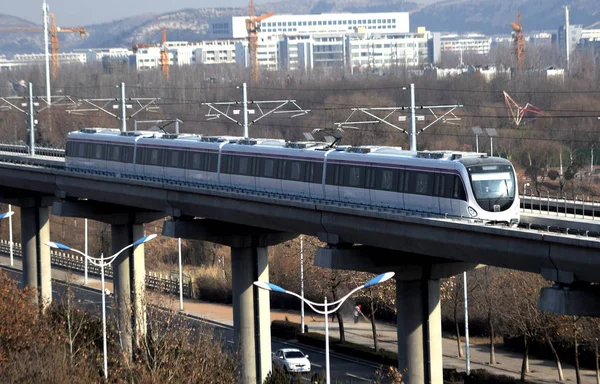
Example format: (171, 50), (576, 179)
(271, 348), (311, 373)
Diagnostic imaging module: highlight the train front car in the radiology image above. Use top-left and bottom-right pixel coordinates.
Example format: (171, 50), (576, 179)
(460, 157), (520, 225)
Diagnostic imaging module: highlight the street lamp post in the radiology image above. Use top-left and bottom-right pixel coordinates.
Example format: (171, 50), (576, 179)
(178, 238), (183, 311)
(46, 234), (157, 379)
(0, 210), (14, 266)
(254, 272), (395, 384)
(300, 235), (305, 334)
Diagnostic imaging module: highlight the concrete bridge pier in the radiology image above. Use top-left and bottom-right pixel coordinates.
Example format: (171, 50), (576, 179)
(52, 200), (164, 359)
(315, 239), (479, 384)
(0, 191), (57, 311)
(111, 222), (147, 358)
(162, 218), (297, 384)
(20, 203), (52, 310)
(395, 277), (442, 384)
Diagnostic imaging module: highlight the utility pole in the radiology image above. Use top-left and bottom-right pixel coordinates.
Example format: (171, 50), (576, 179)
(336, 88), (463, 152)
(242, 82), (249, 138)
(65, 85), (160, 129)
(120, 82), (126, 132)
(28, 83), (36, 156)
(300, 235), (304, 334)
(0, 90), (77, 146)
(464, 271), (471, 376)
(565, 6), (570, 71)
(410, 83), (417, 151)
(202, 87), (309, 137)
(43, 0), (51, 106)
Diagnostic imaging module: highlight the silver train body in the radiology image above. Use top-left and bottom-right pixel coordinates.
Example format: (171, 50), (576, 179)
(65, 128), (520, 224)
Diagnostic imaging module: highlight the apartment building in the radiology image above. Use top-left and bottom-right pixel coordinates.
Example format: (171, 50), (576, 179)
(440, 34), (492, 55)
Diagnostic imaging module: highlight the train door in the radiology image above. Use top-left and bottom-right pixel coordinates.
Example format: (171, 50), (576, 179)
(370, 167), (401, 209)
(324, 163), (340, 201)
(404, 170), (437, 213)
(451, 175), (468, 216)
(436, 173), (453, 216)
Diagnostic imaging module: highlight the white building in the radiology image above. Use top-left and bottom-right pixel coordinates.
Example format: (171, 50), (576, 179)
(11, 52), (86, 65)
(440, 33), (492, 55)
(581, 29), (600, 41)
(82, 48), (132, 63)
(235, 35), (279, 70)
(347, 27), (433, 70)
(193, 40), (237, 64)
(208, 12), (410, 39)
(277, 26), (437, 72)
(557, 24), (583, 57)
(131, 40), (239, 71)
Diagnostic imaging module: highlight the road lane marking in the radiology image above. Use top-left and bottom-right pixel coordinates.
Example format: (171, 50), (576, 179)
(311, 363), (322, 368)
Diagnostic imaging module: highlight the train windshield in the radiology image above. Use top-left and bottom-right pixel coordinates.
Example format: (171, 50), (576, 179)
(468, 164), (516, 212)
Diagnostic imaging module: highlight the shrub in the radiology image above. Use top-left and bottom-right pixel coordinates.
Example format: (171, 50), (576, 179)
(271, 320), (307, 340)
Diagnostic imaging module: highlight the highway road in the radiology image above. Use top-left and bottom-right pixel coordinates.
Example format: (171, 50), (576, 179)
(1, 267), (391, 383)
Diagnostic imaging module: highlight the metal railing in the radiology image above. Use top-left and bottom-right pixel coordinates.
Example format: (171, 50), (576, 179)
(520, 192), (599, 220)
(0, 143), (65, 158)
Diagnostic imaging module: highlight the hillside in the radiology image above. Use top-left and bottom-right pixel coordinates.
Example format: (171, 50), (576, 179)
(0, 0), (599, 55)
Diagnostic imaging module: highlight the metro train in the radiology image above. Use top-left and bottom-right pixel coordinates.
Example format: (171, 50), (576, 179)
(65, 128), (520, 224)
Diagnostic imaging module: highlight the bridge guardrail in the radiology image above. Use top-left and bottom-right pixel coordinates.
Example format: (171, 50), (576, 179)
(0, 143), (65, 158)
(0, 240), (192, 297)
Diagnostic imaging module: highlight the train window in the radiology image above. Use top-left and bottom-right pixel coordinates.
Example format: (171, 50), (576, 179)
(407, 171), (433, 195)
(123, 146), (134, 163)
(325, 164), (335, 185)
(290, 161), (303, 181)
(111, 146), (121, 162)
(223, 155), (235, 174)
(238, 157), (249, 175)
(453, 176), (467, 201)
(168, 151), (181, 168)
(207, 153), (218, 172)
(434, 174), (450, 198)
(149, 149), (161, 166)
(326, 164), (343, 185)
(365, 168), (375, 189)
(263, 158), (275, 177)
(66, 142), (74, 156)
(136, 148), (145, 164)
(348, 166), (364, 188)
(94, 145), (105, 160)
(191, 153), (202, 170)
(375, 168), (396, 191)
(77, 143), (86, 158)
(416, 174), (428, 194)
(306, 162), (323, 183)
(278, 160), (286, 179)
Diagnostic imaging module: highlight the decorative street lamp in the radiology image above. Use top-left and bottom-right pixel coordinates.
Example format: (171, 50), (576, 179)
(0, 209), (14, 266)
(46, 234), (157, 379)
(254, 272), (395, 384)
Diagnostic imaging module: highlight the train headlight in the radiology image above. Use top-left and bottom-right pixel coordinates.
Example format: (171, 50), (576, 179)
(468, 207), (478, 217)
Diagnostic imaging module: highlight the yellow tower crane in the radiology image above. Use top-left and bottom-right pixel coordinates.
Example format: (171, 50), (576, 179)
(246, 0), (274, 84)
(511, 10), (525, 71)
(160, 28), (169, 80)
(0, 14), (85, 79)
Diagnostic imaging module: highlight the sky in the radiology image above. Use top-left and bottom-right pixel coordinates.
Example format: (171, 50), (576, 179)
(3, 0), (254, 26)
